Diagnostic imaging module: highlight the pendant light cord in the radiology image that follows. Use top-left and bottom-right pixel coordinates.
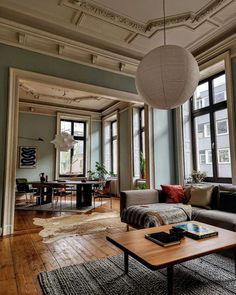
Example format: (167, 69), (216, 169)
(163, 0), (166, 45)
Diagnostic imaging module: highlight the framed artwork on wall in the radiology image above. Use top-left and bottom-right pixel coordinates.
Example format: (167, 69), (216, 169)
(19, 146), (37, 168)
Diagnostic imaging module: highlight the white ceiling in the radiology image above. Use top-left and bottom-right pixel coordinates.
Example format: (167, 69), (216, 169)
(19, 79), (119, 111)
(1, 0), (235, 111)
(0, 0), (235, 59)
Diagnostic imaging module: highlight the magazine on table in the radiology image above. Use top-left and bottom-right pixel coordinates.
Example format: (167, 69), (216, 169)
(172, 223), (218, 240)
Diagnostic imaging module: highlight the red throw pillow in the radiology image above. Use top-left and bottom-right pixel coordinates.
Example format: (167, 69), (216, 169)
(161, 185), (186, 203)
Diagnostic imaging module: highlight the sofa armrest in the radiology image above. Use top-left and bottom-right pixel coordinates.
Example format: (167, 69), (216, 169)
(120, 189), (159, 216)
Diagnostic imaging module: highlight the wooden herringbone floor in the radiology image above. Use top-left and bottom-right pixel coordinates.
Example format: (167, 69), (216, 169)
(0, 197), (123, 295)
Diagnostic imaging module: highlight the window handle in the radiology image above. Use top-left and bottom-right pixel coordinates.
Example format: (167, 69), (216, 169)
(212, 142), (215, 149)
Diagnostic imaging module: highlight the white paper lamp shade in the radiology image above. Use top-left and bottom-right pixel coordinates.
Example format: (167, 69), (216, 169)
(51, 132), (77, 152)
(136, 45), (200, 109)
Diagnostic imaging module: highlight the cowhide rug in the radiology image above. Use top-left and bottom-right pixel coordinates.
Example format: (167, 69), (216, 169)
(33, 212), (126, 243)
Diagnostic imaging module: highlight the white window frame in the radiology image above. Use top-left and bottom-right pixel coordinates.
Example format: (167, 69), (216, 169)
(55, 112), (91, 179)
(216, 119), (228, 136)
(199, 152), (206, 165)
(206, 150), (212, 164)
(204, 123), (210, 138)
(218, 148), (231, 164)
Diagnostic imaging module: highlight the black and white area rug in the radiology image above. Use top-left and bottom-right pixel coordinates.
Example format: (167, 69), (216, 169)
(38, 253), (236, 295)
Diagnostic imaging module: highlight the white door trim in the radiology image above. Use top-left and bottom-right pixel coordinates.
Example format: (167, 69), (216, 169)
(2, 68), (140, 235)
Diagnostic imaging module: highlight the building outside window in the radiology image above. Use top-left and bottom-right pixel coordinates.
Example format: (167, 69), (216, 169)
(103, 118), (118, 175)
(218, 148), (230, 164)
(111, 120), (117, 175)
(216, 119), (228, 135)
(183, 72), (231, 182)
(133, 107), (145, 178)
(59, 119), (86, 176)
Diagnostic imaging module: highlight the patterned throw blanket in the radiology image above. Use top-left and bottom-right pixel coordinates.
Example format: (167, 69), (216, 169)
(121, 203), (192, 228)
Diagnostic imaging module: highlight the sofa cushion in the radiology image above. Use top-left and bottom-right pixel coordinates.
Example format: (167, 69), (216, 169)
(161, 185), (187, 203)
(120, 189), (159, 216)
(218, 192), (236, 213)
(219, 184), (236, 193)
(189, 185), (214, 209)
(192, 208), (236, 232)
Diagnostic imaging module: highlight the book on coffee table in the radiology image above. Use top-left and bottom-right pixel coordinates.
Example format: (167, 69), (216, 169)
(172, 223), (218, 240)
(145, 231), (181, 247)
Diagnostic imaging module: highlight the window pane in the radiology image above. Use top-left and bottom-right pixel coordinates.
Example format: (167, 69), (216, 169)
(141, 131), (145, 158)
(112, 138), (117, 175)
(60, 150), (71, 174)
(74, 122), (84, 137)
(104, 122), (111, 172)
(182, 101), (193, 179)
(61, 121), (71, 134)
(133, 108), (140, 177)
(215, 109), (231, 177)
(213, 74), (226, 104)
(193, 82), (209, 110)
(71, 141), (84, 174)
(112, 121), (117, 137)
(141, 109), (145, 128)
(194, 114), (213, 177)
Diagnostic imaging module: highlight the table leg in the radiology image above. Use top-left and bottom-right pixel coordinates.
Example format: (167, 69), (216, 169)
(167, 265), (174, 295)
(76, 184), (82, 207)
(124, 252), (129, 274)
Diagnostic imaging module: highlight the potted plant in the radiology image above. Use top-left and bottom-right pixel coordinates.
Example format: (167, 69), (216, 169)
(95, 161), (108, 180)
(191, 170), (207, 183)
(140, 152), (146, 179)
(87, 170), (96, 180)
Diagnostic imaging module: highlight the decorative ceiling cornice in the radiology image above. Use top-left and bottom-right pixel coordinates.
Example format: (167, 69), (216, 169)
(146, 13), (191, 31)
(192, 0), (227, 23)
(68, 0), (147, 33)
(63, 0), (230, 36)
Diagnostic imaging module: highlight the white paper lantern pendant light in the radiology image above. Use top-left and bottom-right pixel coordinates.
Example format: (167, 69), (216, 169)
(136, 0), (200, 110)
(51, 132), (77, 152)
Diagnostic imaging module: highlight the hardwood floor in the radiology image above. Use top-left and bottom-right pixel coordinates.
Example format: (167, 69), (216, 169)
(0, 198), (123, 295)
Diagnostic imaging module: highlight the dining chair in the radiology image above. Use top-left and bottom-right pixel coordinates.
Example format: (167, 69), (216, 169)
(52, 183), (73, 214)
(16, 178), (36, 204)
(93, 180), (112, 209)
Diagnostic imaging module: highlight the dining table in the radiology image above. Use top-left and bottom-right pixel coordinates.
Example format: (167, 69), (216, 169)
(29, 180), (103, 208)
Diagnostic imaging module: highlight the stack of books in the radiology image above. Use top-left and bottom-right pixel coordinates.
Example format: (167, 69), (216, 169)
(172, 223), (218, 240)
(145, 231), (181, 247)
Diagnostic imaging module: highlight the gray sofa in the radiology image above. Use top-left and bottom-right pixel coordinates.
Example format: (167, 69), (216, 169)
(120, 185), (236, 232)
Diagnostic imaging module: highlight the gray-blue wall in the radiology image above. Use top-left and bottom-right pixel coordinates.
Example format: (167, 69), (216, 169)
(16, 113), (56, 181)
(153, 109), (176, 187)
(91, 120), (102, 171)
(0, 42), (136, 228)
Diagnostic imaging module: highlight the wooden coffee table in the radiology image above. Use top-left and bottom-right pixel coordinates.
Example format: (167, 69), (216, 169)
(106, 221), (236, 295)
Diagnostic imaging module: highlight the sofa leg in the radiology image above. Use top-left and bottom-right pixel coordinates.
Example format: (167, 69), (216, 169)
(126, 224), (129, 232)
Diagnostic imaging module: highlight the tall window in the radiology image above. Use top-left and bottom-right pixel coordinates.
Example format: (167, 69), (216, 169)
(103, 118), (118, 175)
(111, 120), (117, 175)
(190, 72), (231, 182)
(133, 107), (145, 178)
(59, 119), (86, 177)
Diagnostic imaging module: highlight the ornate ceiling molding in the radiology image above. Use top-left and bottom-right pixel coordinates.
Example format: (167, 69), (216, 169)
(63, 0), (231, 36)
(192, 0), (227, 23)
(66, 0), (147, 33)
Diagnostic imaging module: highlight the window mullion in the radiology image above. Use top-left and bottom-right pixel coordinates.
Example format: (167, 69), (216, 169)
(209, 79), (218, 182)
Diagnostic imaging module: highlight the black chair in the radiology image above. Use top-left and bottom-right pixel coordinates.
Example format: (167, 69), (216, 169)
(93, 180), (112, 209)
(16, 178), (36, 204)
